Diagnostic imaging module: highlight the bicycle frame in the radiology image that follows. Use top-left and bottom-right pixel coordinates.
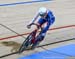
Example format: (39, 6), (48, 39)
(18, 23), (42, 53)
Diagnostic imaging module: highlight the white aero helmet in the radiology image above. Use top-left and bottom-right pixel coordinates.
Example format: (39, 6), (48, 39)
(38, 7), (47, 16)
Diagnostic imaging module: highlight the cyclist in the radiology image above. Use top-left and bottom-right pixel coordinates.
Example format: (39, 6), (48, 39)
(27, 7), (55, 49)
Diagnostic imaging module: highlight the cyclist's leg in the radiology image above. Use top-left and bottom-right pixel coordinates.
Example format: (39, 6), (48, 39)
(31, 30), (37, 44)
(31, 33), (46, 49)
(33, 17), (46, 42)
(31, 18), (45, 43)
(35, 31), (46, 43)
(31, 18), (46, 49)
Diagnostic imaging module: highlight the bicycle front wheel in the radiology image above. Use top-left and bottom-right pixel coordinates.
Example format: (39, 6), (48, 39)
(18, 33), (33, 53)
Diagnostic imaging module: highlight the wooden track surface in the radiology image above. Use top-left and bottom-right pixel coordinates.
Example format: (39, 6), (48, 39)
(0, 0), (75, 59)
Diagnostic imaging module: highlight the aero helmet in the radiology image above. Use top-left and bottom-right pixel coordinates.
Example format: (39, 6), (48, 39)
(38, 7), (47, 16)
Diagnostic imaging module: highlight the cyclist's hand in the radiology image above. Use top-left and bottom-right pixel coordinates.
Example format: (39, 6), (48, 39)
(27, 24), (31, 29)
(27, 23), (33, 29)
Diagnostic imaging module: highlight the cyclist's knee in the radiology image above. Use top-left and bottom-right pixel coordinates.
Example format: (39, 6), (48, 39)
(39, 36), (44, 41)
(38, 34), (45, 41)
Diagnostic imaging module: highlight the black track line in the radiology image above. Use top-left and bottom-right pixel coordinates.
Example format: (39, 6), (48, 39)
(0, 24), (26, 39)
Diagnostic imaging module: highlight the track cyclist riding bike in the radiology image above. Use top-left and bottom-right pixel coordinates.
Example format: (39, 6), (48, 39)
(27, 7), (55, 49)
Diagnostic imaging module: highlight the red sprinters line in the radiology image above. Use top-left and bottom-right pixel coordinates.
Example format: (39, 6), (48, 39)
(0, 25), (75, 40)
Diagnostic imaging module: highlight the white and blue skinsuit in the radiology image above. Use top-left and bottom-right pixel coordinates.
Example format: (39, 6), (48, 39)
(29, 10), (55, 41)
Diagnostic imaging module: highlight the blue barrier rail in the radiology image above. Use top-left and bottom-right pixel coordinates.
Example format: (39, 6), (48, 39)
(0, 0), (51, 6)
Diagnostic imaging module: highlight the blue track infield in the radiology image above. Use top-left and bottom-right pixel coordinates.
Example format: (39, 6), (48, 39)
(0, 0), (51, 6)
(19, 44), (75, 59)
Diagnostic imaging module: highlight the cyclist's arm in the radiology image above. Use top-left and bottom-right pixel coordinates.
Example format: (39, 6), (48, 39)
(28, 12), (39, 24)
